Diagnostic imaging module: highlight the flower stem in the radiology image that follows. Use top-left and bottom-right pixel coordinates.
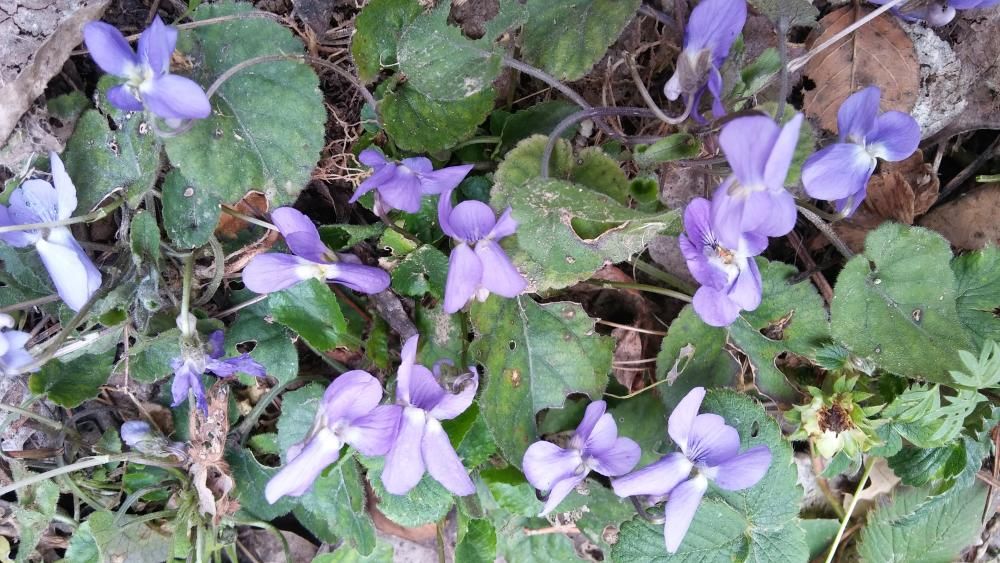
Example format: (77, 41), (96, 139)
(624, 53), (692, 125)
(824, 458), (874, 563)
(0, 197), (124, 234)
(796, 205), (854, 259)
(604, 378), (672, 399)
(234, 378), (295, 446)
(0, 294), (61, 314)
(774, 16), (790, 121)
(179, 252), (195, 338)
(0, 453), (179, 496)
(592, 280), (692, 302)
(631, 259), (698, 295)
(0, 402), (64, 432)
(220, 205), (277, 231)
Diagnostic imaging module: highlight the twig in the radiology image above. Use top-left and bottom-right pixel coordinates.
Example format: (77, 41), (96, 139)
(213, 294), (268, 319)
(0, 453), (179, 496)
(604, 378), (672, 399)
(370, 290), (417, 339)
(938, 135), (1000, 201)
(787, 231), (834, 304)
(0, 295), (61, 314)
(631, 259), (698, 295)
(234, 378), (295, 446)
(220, 205), (277, 231)
(797, 205), (854, 259)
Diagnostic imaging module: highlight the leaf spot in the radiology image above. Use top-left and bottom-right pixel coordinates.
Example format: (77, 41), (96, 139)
(911, 308), (922, 323)
(183, 187), (195, 197)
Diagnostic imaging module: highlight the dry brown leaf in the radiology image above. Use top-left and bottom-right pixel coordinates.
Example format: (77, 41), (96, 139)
(215, 192), (269, 239)
(187, 383), (239, 521)
(803, 5), (919, 133)
(919, 183), (1000, 250)
(842, 458), (900, 514)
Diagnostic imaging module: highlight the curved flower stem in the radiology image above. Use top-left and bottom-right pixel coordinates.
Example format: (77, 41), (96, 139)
(234, 377), (296, 446)
(631, 259), (698, 295)
(604, 377), (672, 399)
(179, 252), (195, 338)
(541, 107), (660, 178)
(810, 442), (847, 519)
(0, 197), (125, 234)
(796, 205), (854, 259)
(0, 453), (179, 496)
(212, 294), (269, 319)
(629, 495), (666, 525)
(593, 280), (693, 303)
(825, 458), (874, 563)
(624, 53), (692, 125)
(193, 236), (226, 307)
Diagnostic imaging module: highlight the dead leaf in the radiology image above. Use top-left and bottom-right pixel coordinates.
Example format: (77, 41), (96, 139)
(187, 383), (239, 521)
(803, 5), (919, 133)
(842, 457), (900, 514)
(919, 183), (1000, 250)
(215, 192), (269, 239)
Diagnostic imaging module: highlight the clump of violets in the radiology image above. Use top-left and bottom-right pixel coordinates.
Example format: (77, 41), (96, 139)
(711, 113), (803, 249)
(382, 336), (478, 496)
(438, 188), (527, 313)
(351, 149), (473, 214)
(0, 314), (34, 375)
(523, 400), (640, 516)
(242, 207), (390, 295)
(84, 16), (211, 121)
(612, 387), (772, 553)
(663, 0), (746, 122)
(871, 0), (999, 26)
(171, 328), (266, 414)
(0, 152), (102, 311)
(801, 87), (920, 216)
(265, 371), (400, 503)
(679, 198), (764, 327)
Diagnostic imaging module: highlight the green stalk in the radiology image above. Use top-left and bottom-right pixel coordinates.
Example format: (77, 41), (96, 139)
(824, 459), (874, 563)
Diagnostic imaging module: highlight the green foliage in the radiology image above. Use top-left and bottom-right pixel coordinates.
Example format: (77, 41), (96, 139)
(380, 84), (495, 153)
(613, 390), (807, 562)
(520, 0), (642, 80)
(63, 76), (160, 212)
(728, 258), (829, 402)
(632, 134), (702, 168)
(882, 384), (981, 448)
(952, 245), (1000, 346)
(831, 224), (975, 384)
(29, 338), (118, 408)
(360, 455), (455, 527)
(443, 403), (498, 468)
(657, 305), (739, 411)
(950, 341), (1000, 388)
(119, 328), (181, 383)
(856, 484), (987, 562)
(732, 48), (782, 100)
(748, 0), (819, 27)
(312, 541), (394, 563)
(165, 1), (325, 206)
(226, 309), (299, 385)
(495, 100), (580, 154)
(456, 518), (498, 563)
(226, 447), (295, 520)
(64, 511), (173, 563)
(351, 0), (423, 83)
(470, 296), (613, 467)
(391, 244), (449, 299)
(11, 463), (59, 563)
(129, 211), (161, 268)
(269, 278), (352, 351)
(160, 169), (220, 249)
(300, 459), (378, 555)
(610, 392), (666, 466)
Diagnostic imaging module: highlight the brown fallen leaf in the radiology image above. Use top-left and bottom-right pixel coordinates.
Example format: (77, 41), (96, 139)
(215, 192), (269, 239)
(803, 5), (919, 133)
(919, 183), (1000, 250)
(828, 151), (940, 252)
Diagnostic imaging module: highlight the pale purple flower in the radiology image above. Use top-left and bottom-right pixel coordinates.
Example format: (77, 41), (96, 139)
(523, 401), (640, 516)
(381, 335), (478, 496)
(171, 330), (266, 414)
(711, 113), (803, 249)
(242, 207), (390, 295)
(351, 149), (473, 214)
(680, 198), (765, 327)
(801, 87), (920, 216)
(84, 16), (211, 120)
(663, 0), (747, 122)
(438, 189), (527, 314)
(612, 387), (772, 553)
(0, 314), (34, 375)
(266, 370), (400, 503)
(0, 153), (102, 312)
(870, 0), (999, 25)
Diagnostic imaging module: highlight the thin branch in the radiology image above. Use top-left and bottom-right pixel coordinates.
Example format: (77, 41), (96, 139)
(797, 205), (854, 259)
(596, 319), (667, 336)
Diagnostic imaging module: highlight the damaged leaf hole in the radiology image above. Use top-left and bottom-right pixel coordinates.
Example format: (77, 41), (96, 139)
(236, 340), (257, 354)
(760, 310), (795, 341)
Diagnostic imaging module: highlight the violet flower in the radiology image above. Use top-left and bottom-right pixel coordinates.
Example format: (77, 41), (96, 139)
(0, 314), (34, 375)
(438, 188), (527, 314)
(171, 330), (266, 414)
(266, 370), (400, 503)
(0, 153), (102, 312)
(84, 16), (211, 121)
(382, 336), (478, 496)
(242, 207), (390, 295)
(679, 198), (765, 327)
(801, 87), (920, 216)
(870, 0), (999, 26)
(710, 113), (803, 249)
(523, 400), (640, 516)
(663, 0), (746, 122)
(612, 387), (772, 553)
(350, 149), (473, 214)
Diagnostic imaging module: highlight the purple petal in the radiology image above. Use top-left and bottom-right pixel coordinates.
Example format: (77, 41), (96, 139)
(408, 365), (447, 411)
(684, 0), (747, 63)
(120, 420), (152, 447)
(611, 453), (693, 498)
(242, 253), (317, 294)
(359, 148), (389, 168)
(438, 188), (457, 239)
(683, 414), (740, 466)
(322, 370), (385, 422)
(681, 237), (730, 290)
(867, 111), (921, 162)
(708, 445), (771, 490)
(351, 163), (397, 203)
(137, 16), (177, 76)
(375, 167), (423, 213)
(381, 407), (427, 495)
(206, 354), (265, 378)
(265, 428), (342, 503)
(141, 74), (211, 120)
(0, 331), (34, 373)
(728, 257), (762, 312)
(11, 179), (59, 224)
(590, 437), (641, 477)
(270, 207), (329, 263)
(473, 240), (526, 298)
(668, 387), (705, 452)
(709, 185), (749, 252)
(663, 476), (708, 553)
(719, 116), (779, 187)
(207, 330), (225, 359)
(347, 405), (401, 456)
(802, 143), (875, 202)
(448, 201), (496, 243)
(707, 66), (725, 117)
(422, 417), (475, 495)
(107, 85), (144, 112)
(742, 232), (768, 257)
(428, 369), (478, 420)
(584, 411), (619, 454)
(401, 157), (434, 174)
(682, 198), (712, 246)
(488, 207), (518, 240)
(83, 22), (138, 76)
(35, 228), (102, 312)
(396, 335), (419, 404)
(575, 400), (608, 444)
(762, 113), (802, 190)
(0, 205), (38, 247)
(171, 361), (204, 411)
(837, 86), (880, 143)
(540, 472), (586, 516)
(523, 441), (581, 491)
(327, 262), (390, 294)
(48, 153), (77, 221)
(417, 164), (474, 195)
(443, 243), (482, 314)
(692, 285), (741, 327)
(742, 189), (797, 240)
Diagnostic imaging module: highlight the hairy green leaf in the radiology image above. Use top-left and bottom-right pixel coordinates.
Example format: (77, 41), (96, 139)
(351, 0), (423, 82)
